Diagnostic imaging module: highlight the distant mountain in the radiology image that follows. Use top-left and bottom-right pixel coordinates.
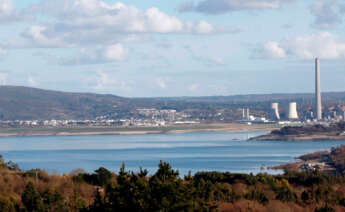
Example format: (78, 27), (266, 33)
(0, 86), (344, 120)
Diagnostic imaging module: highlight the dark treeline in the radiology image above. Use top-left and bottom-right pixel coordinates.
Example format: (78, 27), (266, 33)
(1, 157), (345, 211)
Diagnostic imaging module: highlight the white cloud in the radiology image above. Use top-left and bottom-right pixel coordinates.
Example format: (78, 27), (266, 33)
(91, 70), (131, 92)
(22, 0), (214, 49)
(155, 78), (167, 89)
(253, 32), (345, 60)
(0, 48), (7, 56)
(103, 44), (128, 61)
(208, 56), (225, 65)
(188, 84), (199, 92)
(22, 25), (67, 48)
(59, 44), (128, 65)
(179, 0), (296, 14)
(0, 0), (18, 23)
(310, 0), (342, 29)
(252, 41), (287, 59)
(193, 21), (214, 34)
(27, 76), (37, 86)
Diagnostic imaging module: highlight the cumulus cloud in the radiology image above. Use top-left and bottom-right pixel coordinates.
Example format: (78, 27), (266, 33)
(252, 41), (287, 59)
(178, 0), (296, 15)
(0, 0), (19, 23)
(103, 44), (128, 61)
(59, 44), (128, 65)
(188, 84), (199, 92)
(310, 0), (343, 29)
(253, 32), (345, 60)
(22, 25), (67, 48)
(207, 56), (225, 65)
(155, 78), (167, 89)
(90, 70), (131, 92)
(21, 0), (214, 49)
(0, 48), (7, 56)
(27, 76), (37, 86)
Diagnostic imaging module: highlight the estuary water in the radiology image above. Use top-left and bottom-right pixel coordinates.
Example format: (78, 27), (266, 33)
(0, 131), (345, 176)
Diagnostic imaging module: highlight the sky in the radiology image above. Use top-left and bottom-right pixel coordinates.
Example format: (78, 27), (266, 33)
(1, 0), (345, 97)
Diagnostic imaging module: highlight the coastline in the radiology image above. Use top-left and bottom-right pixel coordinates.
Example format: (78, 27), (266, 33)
(271, 145), (345, 174)
(251, 134), (345, 141)
(0, 123), (278, 138)
(250, 123), (345, 141)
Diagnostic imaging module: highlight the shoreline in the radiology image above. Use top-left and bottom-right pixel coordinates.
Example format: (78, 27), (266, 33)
(250, 122), (345, 141)
(251, 134), (345, 141)
(0, 123), (277, 138)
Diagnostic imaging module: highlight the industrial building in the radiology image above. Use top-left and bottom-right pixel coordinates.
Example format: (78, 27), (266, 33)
(288, 102), (299, 120)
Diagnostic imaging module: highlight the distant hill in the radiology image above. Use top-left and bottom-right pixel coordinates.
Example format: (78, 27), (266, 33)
(0, 86), (132, 120)
(158, 92), (345, 103)
(0, 86), (344, 120)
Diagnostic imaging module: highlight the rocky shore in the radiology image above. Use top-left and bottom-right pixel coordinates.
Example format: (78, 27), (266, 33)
(250, 122), (345, 141)
(251, 133), (345, 141)
(272, 145), (345, 174)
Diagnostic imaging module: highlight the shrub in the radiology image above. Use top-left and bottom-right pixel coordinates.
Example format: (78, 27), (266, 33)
(22, 182), (45, 212)
(0, 196), (16, 212)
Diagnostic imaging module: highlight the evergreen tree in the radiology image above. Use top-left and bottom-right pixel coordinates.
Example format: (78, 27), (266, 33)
(21, 182), (45, 212)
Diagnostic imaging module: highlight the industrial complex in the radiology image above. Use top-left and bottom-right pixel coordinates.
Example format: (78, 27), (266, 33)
(240, 58), (344, 125)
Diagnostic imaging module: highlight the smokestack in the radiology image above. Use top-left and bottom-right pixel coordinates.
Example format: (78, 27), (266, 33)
(315, 58), (322, 120)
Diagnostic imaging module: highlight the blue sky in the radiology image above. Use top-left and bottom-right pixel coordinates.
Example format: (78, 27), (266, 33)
(0, 0), (345, 97)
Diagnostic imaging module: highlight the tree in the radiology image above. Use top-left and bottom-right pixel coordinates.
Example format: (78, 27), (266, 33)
(21, 182), (45, 212)
(301, 191), (310, 202)
(315, 204), (336, 212)
(42, 190), (68, 212)
(95, 167), (112, 186)
(151, 161), (179, 183)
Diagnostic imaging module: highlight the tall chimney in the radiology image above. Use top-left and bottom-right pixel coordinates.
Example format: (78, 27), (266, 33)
(315, 58), (322, 120)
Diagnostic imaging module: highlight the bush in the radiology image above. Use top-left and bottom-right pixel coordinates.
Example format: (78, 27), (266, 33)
(315, 204), (336, 212)
(0, 196), (16, 212)
(22, 182), (45, 212)
(23, 169), (49, 182)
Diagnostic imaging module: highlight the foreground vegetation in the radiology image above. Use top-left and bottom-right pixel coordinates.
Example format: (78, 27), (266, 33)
(1, 157), (345, 211)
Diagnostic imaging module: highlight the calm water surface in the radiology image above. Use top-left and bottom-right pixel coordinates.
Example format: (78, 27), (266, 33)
(0, 131), (344, 175)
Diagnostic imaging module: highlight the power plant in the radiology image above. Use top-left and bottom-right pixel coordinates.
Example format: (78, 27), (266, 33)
(237, 58), (341, 125)
(287, 102), (299, 120)
(315, 58), (322, 120)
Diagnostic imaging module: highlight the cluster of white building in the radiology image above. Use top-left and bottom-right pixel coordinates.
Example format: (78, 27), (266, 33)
(137, 109), (177, 122)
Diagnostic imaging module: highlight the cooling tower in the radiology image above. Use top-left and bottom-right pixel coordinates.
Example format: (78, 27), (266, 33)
(288, 102), (298, 120)
(315, 58), (322, 120)
(271, 103), (280, 120)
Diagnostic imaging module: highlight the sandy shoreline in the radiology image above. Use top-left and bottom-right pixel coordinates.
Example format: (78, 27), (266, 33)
(0, 124), (277, 138)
